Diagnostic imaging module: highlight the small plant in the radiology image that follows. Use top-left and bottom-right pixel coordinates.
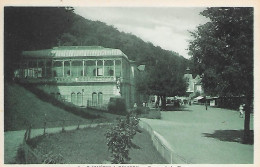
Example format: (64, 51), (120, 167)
(105, 114), (140, 164)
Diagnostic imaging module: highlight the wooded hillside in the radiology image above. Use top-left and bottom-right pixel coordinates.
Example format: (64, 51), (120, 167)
(5, 7), (188, 81)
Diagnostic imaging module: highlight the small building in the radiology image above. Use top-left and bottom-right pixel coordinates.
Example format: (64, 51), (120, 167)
(14, 46), (142, 109)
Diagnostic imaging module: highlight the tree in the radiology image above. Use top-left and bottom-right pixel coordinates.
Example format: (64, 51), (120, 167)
(189, 7), (253, 143)
(136, 52), (187, 110)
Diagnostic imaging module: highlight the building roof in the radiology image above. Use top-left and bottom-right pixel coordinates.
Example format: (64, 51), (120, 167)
(22, 46), (128, 59)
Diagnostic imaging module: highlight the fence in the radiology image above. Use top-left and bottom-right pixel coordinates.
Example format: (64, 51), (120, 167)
(21, 120), (112, 164)
(22, 125), (42, 163)
(139, 120), (191, 164)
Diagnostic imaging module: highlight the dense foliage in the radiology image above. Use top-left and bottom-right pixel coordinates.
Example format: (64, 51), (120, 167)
(105, 115), (140, 164)
(189, 7), (253, 143)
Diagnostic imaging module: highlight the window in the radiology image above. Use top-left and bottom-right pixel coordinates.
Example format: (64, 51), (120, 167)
(92, 92), (97, 106)
(98, 92), (103, 105)
(109, 69), (114, 76)
(97, 68), (103, 76)
(71, 92), (76, 104)
(77, 92), (82, 105)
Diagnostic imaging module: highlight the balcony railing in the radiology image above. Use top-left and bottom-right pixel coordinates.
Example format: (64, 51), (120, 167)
(18, 76), (117, 84)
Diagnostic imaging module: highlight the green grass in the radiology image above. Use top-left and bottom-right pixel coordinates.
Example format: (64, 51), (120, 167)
(4, 82), (115, 131)
(25, 125), (166, 164)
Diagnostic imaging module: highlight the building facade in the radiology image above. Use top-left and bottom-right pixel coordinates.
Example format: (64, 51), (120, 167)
(15, 46), (140, 108)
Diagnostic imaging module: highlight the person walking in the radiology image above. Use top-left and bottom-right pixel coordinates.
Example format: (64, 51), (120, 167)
(239, 104), (244, 118)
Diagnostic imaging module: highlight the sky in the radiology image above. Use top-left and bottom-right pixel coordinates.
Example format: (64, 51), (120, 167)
(74, 7), (210, 59)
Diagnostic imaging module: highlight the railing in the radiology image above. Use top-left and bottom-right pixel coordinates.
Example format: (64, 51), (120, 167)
(17, 76), (116, 83)
(55, 76), (116, 83)
(139, 120), (191, 164)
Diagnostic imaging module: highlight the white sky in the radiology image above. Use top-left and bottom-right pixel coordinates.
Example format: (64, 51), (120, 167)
(74, 7), (209, 59)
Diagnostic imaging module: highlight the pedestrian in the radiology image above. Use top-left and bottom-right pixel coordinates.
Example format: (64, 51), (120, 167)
(205, 101), (208, 110)
(239, 104), (244, 118)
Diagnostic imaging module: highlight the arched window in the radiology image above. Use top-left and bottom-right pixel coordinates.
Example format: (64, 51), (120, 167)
(77, 92), (82, 106)
(71, 92), (76, 104)
(98, 92), (103, 105)
(92, 92), (97, 106)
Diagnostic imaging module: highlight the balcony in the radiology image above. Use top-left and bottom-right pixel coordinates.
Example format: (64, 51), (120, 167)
(18, 76), (117, 84)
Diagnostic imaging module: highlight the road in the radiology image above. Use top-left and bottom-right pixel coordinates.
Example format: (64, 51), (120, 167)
(141, 104), (254, 164)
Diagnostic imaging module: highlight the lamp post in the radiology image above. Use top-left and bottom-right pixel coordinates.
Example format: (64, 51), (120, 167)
(82, 89), (84, 106)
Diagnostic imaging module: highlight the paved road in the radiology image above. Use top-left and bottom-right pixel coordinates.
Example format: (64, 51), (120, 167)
(141, 105), (254, 164)
(4, 123), (110, 164)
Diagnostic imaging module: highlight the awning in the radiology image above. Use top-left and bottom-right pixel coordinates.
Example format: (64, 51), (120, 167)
(194, 96), (204, 100)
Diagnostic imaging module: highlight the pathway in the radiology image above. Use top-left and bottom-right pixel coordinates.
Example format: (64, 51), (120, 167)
(4, 123), (110, 164)
(141, 105), (254, 164)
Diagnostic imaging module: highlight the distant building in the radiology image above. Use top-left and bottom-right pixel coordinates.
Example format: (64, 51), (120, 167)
(184, 68), (203, 97)
(14, 46), (142, 109)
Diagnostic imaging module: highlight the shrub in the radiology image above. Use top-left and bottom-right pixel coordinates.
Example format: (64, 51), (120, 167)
(105, 114), (139, 164)
(107, 97), (127, 115)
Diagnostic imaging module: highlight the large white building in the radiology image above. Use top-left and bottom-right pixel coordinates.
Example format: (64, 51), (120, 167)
(15, 46), (142, 109)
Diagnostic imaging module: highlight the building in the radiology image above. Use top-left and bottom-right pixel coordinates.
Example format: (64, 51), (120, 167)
(14, 46), (141, 109)
(183, 68), (203, 97)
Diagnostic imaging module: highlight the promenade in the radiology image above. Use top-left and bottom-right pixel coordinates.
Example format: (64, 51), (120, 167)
(141, 105), (254, 164)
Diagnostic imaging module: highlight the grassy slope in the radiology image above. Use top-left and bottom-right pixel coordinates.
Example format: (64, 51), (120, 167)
(4, 83), (100, 131)
(28, 125), (167, 164)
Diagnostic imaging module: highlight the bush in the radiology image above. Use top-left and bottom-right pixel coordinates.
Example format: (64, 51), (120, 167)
(107, 97), (127, 115)
(105, 114), (140, 164)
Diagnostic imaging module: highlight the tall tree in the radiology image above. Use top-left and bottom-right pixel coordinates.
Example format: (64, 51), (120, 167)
(136, 52), (187, 110)
(189, 7), (253, 143)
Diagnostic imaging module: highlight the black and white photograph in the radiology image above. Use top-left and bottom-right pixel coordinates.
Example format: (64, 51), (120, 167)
(2, 2), (258, 166)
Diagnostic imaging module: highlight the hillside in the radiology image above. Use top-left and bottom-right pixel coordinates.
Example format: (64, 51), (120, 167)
(5, 7), (188, 80)
(4, 83), (94, 131)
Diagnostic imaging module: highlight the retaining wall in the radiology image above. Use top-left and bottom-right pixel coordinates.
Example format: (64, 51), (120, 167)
(139, 120), (191, 164)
